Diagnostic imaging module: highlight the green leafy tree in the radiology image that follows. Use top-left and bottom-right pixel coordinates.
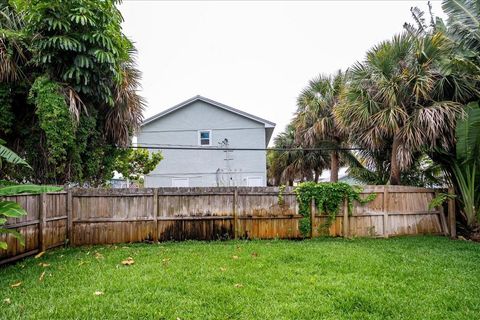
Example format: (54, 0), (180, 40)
(114, 148), (163, 186)
(0, 0), (144, 185)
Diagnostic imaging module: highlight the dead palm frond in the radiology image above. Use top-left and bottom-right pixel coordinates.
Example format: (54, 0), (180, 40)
(105, 48), (145, 146)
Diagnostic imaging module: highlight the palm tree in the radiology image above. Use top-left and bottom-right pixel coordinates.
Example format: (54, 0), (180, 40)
(267, 125), (328, 185)
(0, 3), (28, 83)
(267, 126), (297, 185)
(294, 71), (347, 182)
(336, 32), (476, 185)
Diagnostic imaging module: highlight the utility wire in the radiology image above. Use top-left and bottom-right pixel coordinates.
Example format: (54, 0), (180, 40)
(127, 144), (365, 152)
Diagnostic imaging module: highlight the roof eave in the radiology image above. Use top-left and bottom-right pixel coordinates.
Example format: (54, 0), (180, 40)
(141, 95), (276, 128)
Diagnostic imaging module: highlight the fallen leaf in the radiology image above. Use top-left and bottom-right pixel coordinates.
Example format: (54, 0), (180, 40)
(3, 298), (11, 304)
(220, 267), (227, 272)
(10, 282), (22, 288)
(39, 272), (45, 282)
(94, 252), (104, 260)
(162, 258), (170, 262)
(251, 252), (258, 257)
(38, 263), (50, 267)
(93, 291), (103, 296)
(34, 252), (45, 259)
(234, 283), (243, 288)
(232, 255), (239, 260)
(121, 257), (135, 266)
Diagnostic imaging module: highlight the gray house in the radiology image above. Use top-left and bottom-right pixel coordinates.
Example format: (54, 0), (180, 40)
(137, 96), (276, 187)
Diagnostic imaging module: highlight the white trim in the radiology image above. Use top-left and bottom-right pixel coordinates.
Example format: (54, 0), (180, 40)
(171, 178), (189, 187)
(197, 130), (212, 146)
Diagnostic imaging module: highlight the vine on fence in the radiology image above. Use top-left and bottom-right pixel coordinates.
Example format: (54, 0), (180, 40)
(294, 182), (376, 236)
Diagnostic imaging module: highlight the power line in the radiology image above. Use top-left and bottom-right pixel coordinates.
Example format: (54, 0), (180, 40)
(128, 144), (365, 152)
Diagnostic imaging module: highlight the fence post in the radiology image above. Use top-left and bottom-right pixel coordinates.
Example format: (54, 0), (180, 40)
(310, 198), (315, 238)
(67, 189), (73, 245)
(383, 186), (389, 238)
(152, 188), (159, 242)
(233, 188), (239, 239)
(343, 198), (349, 238)
(448, 187), (457, 238)
(38, 193), (47, 252)
(435, 190), (449, 236)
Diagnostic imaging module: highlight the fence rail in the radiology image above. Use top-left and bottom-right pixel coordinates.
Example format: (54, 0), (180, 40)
(0, 186), (455, 265)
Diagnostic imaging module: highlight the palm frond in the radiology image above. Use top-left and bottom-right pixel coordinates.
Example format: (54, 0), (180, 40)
(0, 143), (29, 167)
(105, 48), (145, 146)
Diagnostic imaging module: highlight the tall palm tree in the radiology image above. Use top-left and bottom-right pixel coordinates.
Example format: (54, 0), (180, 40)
(336, 32), (476, 184)
(294, 71), (347, 182)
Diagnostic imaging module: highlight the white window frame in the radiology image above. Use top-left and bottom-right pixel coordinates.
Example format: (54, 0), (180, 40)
(172, 178), (189, 187)
(246, 176), (263, 187)
(198, 130), (212, 146)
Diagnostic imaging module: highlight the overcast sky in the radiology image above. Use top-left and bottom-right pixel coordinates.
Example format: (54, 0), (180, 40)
(119, 0), (445, 144)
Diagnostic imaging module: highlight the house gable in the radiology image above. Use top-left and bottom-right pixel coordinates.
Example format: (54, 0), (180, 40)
(141, 96), (275, 145)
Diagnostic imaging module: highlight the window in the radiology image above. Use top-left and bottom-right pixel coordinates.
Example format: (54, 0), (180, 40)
(172, 178), (189, 187)
(198, 130), (211, 146)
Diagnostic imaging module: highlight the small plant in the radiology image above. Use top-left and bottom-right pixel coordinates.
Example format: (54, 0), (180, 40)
(367, 226), (377, 237)
(294, 182), (376, 237)
(428, 192), (456, 211)
(114, 148), (163, 187)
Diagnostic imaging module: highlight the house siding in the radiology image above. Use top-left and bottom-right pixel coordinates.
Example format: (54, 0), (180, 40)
(138, 100), (269, 187)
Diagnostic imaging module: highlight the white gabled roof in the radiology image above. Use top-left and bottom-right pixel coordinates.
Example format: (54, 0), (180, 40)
(141, 95), (276, 128)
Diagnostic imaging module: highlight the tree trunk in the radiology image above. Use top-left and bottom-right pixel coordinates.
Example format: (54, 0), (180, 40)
(305, 170), (313, 182)
(330, 150), (339, 182)
(389, 135), (401, 185)
(314, 170), (320, 183)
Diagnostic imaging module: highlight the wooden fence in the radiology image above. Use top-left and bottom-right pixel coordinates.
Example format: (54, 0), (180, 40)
(0, 186), (455, 265)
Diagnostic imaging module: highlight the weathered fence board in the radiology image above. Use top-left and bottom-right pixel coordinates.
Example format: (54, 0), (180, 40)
(1, 185), (450, 265)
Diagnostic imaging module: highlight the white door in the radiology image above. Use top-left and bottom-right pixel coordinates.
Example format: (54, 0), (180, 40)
(246, 177), (263, 187)
(172, 178), (189, 187)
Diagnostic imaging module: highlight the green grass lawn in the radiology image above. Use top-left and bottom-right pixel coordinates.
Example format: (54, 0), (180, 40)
(1, 237), (480, 319)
